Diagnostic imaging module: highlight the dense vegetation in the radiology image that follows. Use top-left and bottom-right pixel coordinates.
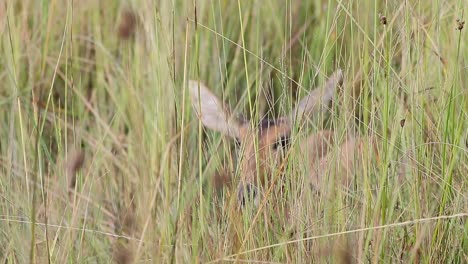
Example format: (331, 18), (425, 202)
(0, 1), (466, 263)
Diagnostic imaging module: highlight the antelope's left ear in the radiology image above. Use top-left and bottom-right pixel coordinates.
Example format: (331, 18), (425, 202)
(289, 69), (343, 122)
(189, 80), (241, 138)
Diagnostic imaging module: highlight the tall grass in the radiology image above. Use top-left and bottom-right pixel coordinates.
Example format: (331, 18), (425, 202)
(0, 0), (466, 263)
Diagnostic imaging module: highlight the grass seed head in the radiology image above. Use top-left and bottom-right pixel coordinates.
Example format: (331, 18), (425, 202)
(456, 18), (465, 31)
(118, 9), (137, 40)
(67, 148), (85, 189)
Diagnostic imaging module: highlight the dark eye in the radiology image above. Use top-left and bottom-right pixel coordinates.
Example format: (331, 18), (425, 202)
(272, 136), (290, 150)
(234, 138), (241, 147)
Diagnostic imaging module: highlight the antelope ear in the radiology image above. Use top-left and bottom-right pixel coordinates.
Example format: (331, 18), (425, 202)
(289, 69), (343, 123)
(189, 80), (241, 138)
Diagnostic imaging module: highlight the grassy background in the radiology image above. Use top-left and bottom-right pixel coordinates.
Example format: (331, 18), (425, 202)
(1, 0), (467, 263)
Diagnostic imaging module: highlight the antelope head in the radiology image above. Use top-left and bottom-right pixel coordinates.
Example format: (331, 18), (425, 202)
(189, 70), (343, 207)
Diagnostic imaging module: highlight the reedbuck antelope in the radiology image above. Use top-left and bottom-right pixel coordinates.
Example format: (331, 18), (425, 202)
(189, 70), (377, 206)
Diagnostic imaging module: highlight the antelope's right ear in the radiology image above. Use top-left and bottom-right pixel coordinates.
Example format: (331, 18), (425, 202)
(189, 80), (241, 138)
(289, 69), (343, 123)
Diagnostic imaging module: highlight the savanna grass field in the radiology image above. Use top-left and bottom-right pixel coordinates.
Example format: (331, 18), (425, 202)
(1, 0), (467, 263)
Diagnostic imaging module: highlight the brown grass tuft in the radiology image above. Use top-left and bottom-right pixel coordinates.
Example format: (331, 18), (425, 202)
(117, 9), (137, 40)
(117, 205), (138, 236)
(212, 169), (232, 191)
(313, 237), (355, 264)
(112, 241), (134, 264)
(379, 12), (387, 25)
(456, 18), (465, 31)
(66, 148), (85, 189)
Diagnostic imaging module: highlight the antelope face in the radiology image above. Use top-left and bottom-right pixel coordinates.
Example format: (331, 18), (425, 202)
(235, 118), (292, 207)
(189, 70), (343, 207)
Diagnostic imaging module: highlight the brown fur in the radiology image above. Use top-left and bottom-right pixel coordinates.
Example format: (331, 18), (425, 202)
(309, 135), (382, 192)
(236, 119), (292, 187)
(189, 70), (348, 204)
